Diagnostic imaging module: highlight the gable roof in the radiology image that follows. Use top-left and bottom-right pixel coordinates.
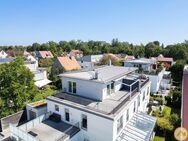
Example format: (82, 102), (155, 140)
(38, 51), (53, 58)
(57, 56), (81, 71)
(70, 49), (83, 55)
(157, 57), (173, 62)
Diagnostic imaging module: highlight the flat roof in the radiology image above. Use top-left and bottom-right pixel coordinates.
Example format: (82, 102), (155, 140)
(27, 119), (80, 141)
(59, 66), (137, 83)
(28, 100), (47, 108)
(47, 90), (138, 120)
(125, 58), (156, 65)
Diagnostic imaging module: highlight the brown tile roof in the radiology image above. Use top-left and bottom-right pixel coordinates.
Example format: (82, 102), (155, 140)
(70, 49), (83, 54)
(157, 57), (173, 62)
(57, 56), (81, 71)
(39, 51), (53, 58)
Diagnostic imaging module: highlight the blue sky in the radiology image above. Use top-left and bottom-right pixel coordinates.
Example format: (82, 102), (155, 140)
(0, 0), (188, 45)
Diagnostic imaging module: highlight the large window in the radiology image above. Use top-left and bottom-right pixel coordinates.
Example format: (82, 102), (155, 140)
(137, 95), (140, 107)
(55, 105), (59, 112)
(117, 115), (123, 133)
(81, 114), (87, 130)
(126, 109), (129, 122)
(142, 91), (145, 101)
(65, 109), (70, 122)
(68, 81), (77, 94)
(107, 82), (115, 95)
(133, 101), (136, 113)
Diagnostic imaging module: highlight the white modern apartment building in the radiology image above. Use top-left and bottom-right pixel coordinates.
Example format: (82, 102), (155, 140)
(124, 58), (172, 94)
(10, 66), (156, 141)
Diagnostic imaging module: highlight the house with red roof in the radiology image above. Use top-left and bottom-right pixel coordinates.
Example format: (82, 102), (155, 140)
(156, 54), (174, 69)
(36, 51), (54, 59)
(52, 56), (81, 74)
(69, 49), (83, 59)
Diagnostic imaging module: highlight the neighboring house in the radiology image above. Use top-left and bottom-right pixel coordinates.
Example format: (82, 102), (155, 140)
(182, 65), (188, 135)
(0, 50), (8, 58)
(78, 54), (104, 69)
(124, 58), (157, 71)
(124, 58), (172, 94)
(124, 55), (135, 61)
(69, 49), (83, 59)
(10, 65), (157, 141)
(24, 55), (38, 71)
(36, 51), (54, 59)
(156, 54), (174, 69)
(24, 55), (51, 88)
(52, 56), (81, 74)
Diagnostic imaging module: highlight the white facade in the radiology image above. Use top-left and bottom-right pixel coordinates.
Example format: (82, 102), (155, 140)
(146, 68), (165, 93)
(0, 50), (8, 58)
(47, 80), (150, 141)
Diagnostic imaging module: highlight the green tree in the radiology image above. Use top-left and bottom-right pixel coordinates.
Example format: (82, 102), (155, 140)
(0, 57), (39, 117)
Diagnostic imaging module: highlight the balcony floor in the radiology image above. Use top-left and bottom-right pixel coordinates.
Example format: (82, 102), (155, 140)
(27, 119), (80, 141)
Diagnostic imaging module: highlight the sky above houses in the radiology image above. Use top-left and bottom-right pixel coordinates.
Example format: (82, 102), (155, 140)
(0, 0), (188, 46)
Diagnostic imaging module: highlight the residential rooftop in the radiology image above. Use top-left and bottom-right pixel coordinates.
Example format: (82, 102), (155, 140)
(125, 58), (156, 64)
(47, 76), (149, 120)
(59, 66), (137, 83)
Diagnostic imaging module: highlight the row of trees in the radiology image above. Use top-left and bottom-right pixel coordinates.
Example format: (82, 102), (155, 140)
(1, 39), (188, 61)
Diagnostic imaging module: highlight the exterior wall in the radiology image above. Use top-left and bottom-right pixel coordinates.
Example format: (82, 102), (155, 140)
(26, 105), (47, 120)
(81, 55), (103, 63)
(52, 59), (64, 74)
(0, 51), (8, 58)
(47, 100), (114, 141)
(147, 69), (164, 93)
(124, 62), (150, 71)
(34, 70), (47, 81)
(112, 82), (150, 140)
(62, 77), (105, 101)
(78, 61), (94, 69)
(25, 62), (38, 72)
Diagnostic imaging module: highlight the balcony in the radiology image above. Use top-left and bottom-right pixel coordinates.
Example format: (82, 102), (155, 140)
(10, 112), (80, 141)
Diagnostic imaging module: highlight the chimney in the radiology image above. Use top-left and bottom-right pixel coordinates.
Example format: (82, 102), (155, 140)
(108, 59), (112, 66)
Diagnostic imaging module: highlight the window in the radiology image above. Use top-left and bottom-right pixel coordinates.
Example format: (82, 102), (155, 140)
(68, 81), (77, 94)
(107, 84), (110, 95)
(133, 101), (136, 113)
(73, 82), (76, 93)
(68, 81), (72, 93)
(126, 109), (129, 122)
(142, 91), (145, 101)
(111, 82), (115, 93)
(117, 115), (123, 133)
(55, 105), (59, 112)
(65, 109), (70, 122)
(147, 87), (150, 95)
(137, 95), (140, 107)
(81, 114), (87, 130)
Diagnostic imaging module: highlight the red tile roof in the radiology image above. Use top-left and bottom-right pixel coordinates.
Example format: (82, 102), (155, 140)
(70, 49), (83, 55)
(57, 56), (81, 71)
(39, 51), (53, 58)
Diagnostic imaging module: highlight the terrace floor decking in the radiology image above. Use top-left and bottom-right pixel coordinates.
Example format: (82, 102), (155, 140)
(27, 119), (80, 141)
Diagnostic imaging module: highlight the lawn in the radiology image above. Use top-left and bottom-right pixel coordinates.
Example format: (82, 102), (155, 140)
(153, 136), (165, 141)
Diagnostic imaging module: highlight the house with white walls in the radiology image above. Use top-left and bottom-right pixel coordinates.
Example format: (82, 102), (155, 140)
(24, 55), (51, 88)
(10, 65), (156, 141)
(0, 50), (8, 58)
(124, 58), (172, 94)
